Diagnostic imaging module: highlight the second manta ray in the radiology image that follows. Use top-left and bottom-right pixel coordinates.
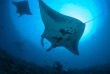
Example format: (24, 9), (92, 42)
(39, 0), (85, 55)
(12, 1), (32, 17)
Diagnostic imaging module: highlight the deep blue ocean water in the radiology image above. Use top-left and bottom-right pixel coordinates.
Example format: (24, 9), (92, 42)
(0, 0), (110, 70)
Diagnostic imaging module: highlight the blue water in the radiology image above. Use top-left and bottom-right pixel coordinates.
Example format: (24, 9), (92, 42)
(0, 0), (110, 69)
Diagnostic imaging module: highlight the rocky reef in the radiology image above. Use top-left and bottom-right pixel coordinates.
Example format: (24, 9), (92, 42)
(0, 48), (58, 74)
(0, 48), (110, 74)
(68, 63), (110, 74)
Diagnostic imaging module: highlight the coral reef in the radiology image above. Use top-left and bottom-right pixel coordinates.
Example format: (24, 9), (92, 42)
(68, 63), (110, 74)
(0, 48), (110, 74)
(0, 48), (58, 74)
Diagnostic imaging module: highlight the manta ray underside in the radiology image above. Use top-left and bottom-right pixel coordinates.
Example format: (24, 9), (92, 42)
(12, 1), (32, 17)
(39, 0), (85, 55)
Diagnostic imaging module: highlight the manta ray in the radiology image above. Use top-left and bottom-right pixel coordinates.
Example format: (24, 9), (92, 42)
(12, 1), (32, 17)
(39, 0), (103, 55)
(39, 0), (85, 55)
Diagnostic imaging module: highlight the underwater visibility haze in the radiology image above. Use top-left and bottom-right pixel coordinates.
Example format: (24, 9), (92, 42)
(0, 0), (110, 73)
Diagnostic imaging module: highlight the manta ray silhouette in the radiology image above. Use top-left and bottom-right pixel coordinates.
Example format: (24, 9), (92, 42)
(12, 1), (32, 17)
(39, 0), (85, 55)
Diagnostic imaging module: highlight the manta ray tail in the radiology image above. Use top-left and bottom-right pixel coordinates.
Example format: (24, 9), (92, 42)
(85, 12), (104, 24)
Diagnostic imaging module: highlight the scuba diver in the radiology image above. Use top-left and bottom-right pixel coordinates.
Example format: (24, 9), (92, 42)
(53, 62), (68, 74)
